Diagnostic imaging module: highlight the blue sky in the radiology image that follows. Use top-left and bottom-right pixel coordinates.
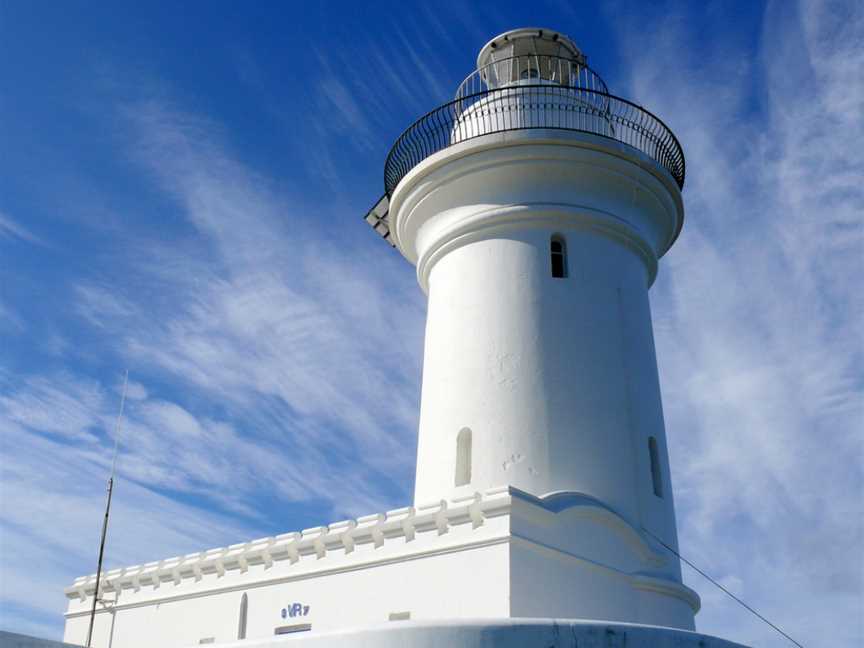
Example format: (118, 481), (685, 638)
(1, 1), (861, 645)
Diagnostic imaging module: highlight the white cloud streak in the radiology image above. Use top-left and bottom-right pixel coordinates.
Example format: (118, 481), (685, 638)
(2, 80), (426, 640)
(57, 99), (428, 519)
(0, 210), (44, 245)
(614, 0), (863, 645)
(0, 415), (255, 639)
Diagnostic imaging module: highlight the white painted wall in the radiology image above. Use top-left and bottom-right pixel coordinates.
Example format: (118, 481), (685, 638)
(66, 544), (510, 648)
(389, 129), (690, 626)
(64, 495), (513, 648)
(64, 487), (702, 648)
(415, 229), (661, 518)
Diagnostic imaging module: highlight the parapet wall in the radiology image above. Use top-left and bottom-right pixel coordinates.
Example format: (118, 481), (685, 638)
(64, 486), (701, 647)
(65, 486), (513, 605)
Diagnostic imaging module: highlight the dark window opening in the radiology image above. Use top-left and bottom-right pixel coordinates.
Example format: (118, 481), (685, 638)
(649, 436), (663, 498)
(551, 236), (567, 278)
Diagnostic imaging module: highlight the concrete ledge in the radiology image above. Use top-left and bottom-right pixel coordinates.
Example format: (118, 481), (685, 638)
(201, 619), (748, 648)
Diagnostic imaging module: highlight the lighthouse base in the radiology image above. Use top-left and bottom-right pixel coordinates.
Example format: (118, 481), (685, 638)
(65, 487), (706, 647)
(199, 619), (748, 648)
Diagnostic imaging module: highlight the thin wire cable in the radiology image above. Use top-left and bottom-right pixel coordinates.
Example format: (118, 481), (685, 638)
(109, 370), (129, 479)
(642, 526), (805, 648)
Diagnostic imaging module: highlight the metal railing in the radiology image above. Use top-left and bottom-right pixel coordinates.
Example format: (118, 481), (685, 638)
(384, 84), (685, 197)
(455, 54), (609, 99)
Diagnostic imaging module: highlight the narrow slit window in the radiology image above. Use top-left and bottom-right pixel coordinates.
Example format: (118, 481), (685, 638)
(455, 427), (472, 487)
(238, 593), (248, 640)
(551, 236), (567, 278)
(649, 437), (663, 498)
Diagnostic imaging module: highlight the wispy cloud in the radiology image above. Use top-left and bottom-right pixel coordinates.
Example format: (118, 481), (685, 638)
(0, 299), (25, 333)
(0, 373), (106, 443)
(2, 83), (426, 639)
(95, 99), (425, 509)
(0, 210), (43, 245)
(0, 415), (256, 638)
(613, 0), (863, 645)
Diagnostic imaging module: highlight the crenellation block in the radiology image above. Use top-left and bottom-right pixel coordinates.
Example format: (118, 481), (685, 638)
(325, 520), (357, 554)
(448, 493), (481, 528)
(353, 513), (385, 549)
(271, 532), (300, 564)
(381, 506), (414, 541)
(414, 499), (448, 535)
(246, 537), (275, 568)
(299, 527), (327, 559)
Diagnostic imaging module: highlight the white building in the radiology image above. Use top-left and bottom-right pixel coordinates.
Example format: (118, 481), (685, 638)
(64, 28), (747, 648)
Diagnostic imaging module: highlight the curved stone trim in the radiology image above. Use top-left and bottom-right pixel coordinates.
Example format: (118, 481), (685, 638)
(632, 573), (702, 614)
(206, 619), (747, 648)
(527, 489), (668, 565)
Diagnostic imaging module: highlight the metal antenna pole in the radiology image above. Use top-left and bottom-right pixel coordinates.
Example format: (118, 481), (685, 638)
(85, 370), (129, 648)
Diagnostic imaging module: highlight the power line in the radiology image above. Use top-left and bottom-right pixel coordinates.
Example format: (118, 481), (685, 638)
(642, 526), (805, 648)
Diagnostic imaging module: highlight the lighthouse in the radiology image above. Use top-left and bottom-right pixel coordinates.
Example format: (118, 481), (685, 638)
(358, 27), (749, 646)
(64, 27), (748, 648)
(370, 26), (694, 630)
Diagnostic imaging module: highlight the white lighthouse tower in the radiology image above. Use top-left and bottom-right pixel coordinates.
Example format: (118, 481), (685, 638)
(63, 27), (750, 648)
(376, 24), (692, 626)
(403, 26), (687, 617)
(362, 26), (744, 646)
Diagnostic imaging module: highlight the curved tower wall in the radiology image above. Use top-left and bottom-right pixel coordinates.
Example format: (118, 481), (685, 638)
(391, 132), (684, 556)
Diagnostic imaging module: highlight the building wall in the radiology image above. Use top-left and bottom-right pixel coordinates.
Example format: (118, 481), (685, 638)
(64, 488), (700, 647)
(65, 542), (509, 648)
(64, 495), (513, 648)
